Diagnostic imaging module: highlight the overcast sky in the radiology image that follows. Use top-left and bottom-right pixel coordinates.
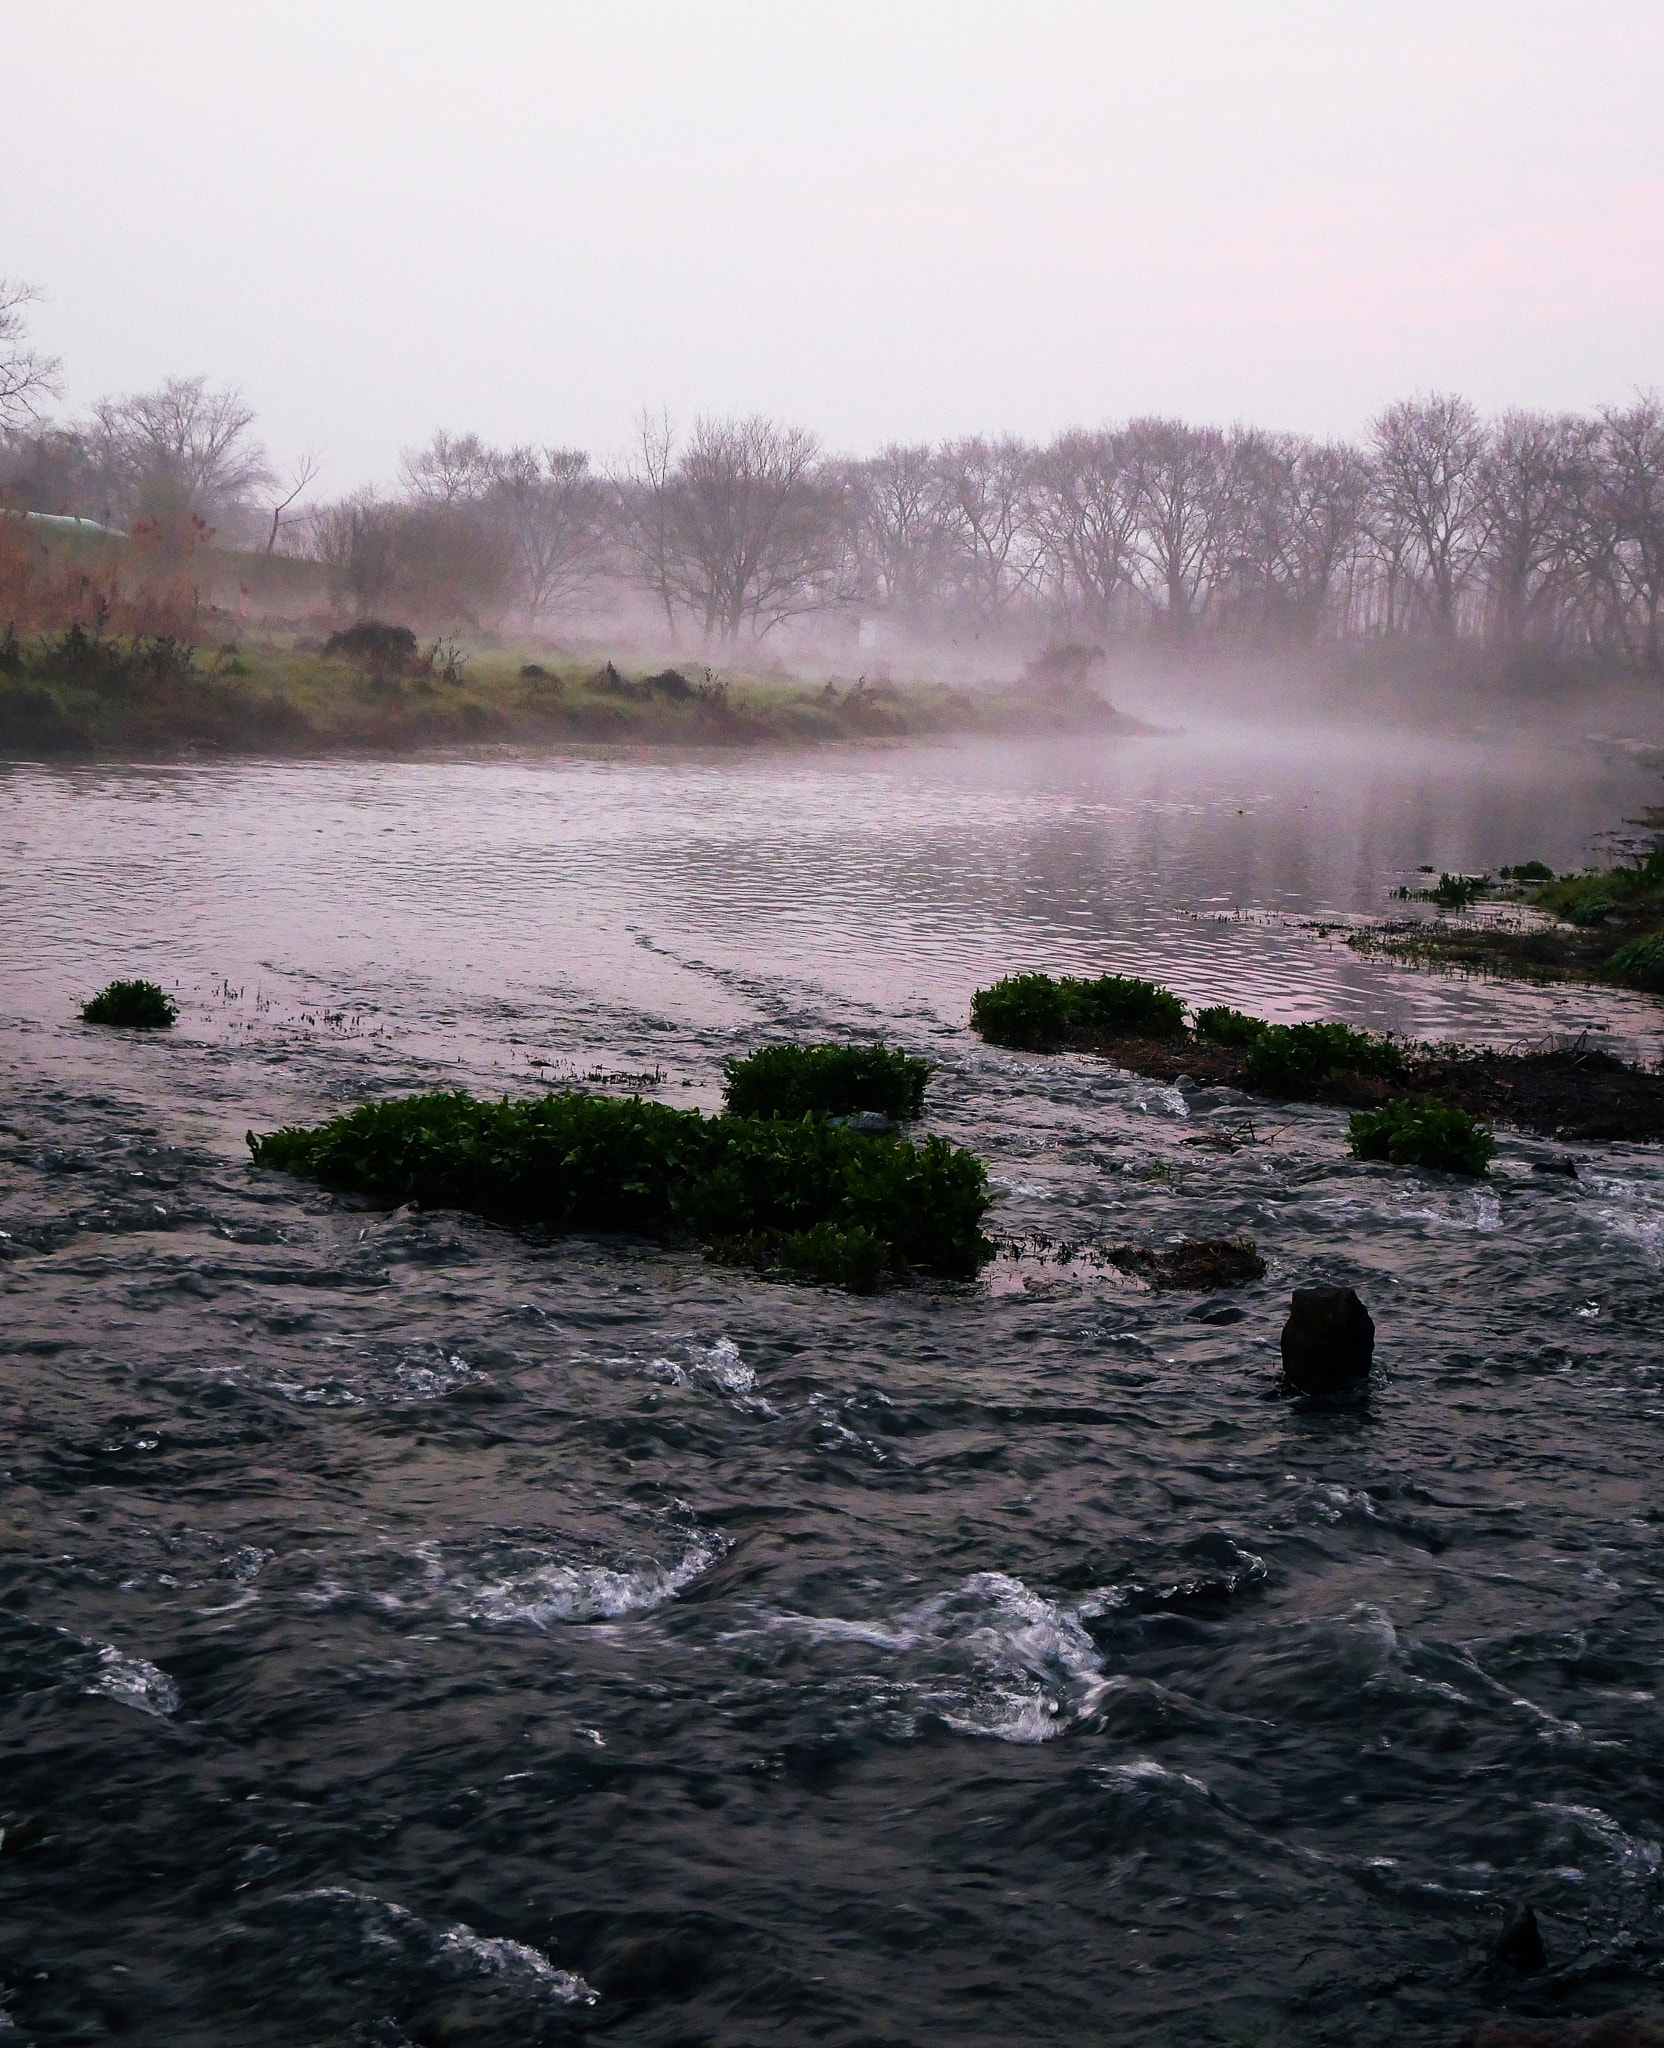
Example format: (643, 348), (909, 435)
(6, 1), (1661, 492)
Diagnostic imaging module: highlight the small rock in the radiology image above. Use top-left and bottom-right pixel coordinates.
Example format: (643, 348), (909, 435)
(1493, 1900), (1548, 1975)
(1280, 1285), (1374, 1397)
(1187, 1298), (1247, 1326)
(827, 1111), (897, 1135)
(1532, 1157), (1580, 1180)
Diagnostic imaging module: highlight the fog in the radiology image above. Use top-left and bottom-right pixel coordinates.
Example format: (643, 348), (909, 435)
(4, 1), (1662, 490)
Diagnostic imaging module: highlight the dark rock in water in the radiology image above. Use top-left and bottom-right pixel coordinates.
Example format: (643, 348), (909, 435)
(1533, 1156), (1580, 1179)
(592, 1931), (709, 2002)
(1280, 1285), (1374, 1396)
(1493, 1899), (1548, 1975)
(1468, 2013), (1664, 2047)
(1187, 1298), (1248, 1326)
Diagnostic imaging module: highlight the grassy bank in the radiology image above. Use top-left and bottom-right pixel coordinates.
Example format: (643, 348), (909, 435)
(1349, 821), (1664, 999)
(0, 627), (1147, 758)
(970, 974), (1664, 1143)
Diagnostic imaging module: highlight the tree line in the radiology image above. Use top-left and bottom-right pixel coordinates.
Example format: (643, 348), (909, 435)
(2, 285), (1659, 669)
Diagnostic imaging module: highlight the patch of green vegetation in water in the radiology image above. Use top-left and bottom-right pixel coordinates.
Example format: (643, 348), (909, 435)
(970, 972), (1184, 1049)
(248, 1089), (991, 1290)
(80, 979), (178, 1028)
(1239, 1021), (1406, 1095)
(721, 1043), (931, 1122)
(1348, 1099), (1495, 1177)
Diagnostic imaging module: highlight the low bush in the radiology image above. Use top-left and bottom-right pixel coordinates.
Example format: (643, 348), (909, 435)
(324, 622), (418, 672)
(1566, 896), (1619, 927)
(1348, 1099), (1494, 1176)
(1240, 1021), (1406, 1096)
(723, 1042), (931, 1122)
(970, 972), (1184, 1049)
(1193, 1004), (1265, 1047)
(1500, 860), (1554, 882)
(248, 1089), (990, 1288)
(1606, 932), (1664, 993)
(81, 978), (178, 1028)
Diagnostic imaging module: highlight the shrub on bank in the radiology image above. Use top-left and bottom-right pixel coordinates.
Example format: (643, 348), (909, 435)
(722, 1042), (931, 1122)
(248, 1089), (991, 1289)
(1240, 1021), (1406, 1096)
(970, 972), (1184, 1049)
(1348, 1099), (1494, 1176)
(81, 978), (178, 1028)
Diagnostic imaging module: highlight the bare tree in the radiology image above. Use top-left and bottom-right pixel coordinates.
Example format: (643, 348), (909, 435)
(399, 429), (497, 506)
(0, 282), (60, 431)
(1369, 394), (1490, 635)
(1124, 417), (1228, 631)
(850, 443), (955, 612)
(308, 492), (402, 616)
(265, 448), (324, 553)
(620, 414), (843, 642)
(1030, 428), (1142, 634)
(1592, 393), (1664, 673)
(87, 376), (273, 540)
(488, 445), (605, 622)
(931, 436), (1040, 621)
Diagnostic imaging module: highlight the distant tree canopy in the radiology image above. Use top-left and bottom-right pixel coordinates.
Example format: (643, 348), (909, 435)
(5, 377), (1664, 667)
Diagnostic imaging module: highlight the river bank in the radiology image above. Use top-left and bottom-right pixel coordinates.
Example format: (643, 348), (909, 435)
(0, 634), (1149, 758)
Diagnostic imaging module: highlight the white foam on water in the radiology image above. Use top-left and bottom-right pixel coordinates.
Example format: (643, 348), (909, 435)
(759, 1570), (1110, 1744)
(85, 1644), (181, 1718)
(462, 1540), (723, 1627)
(1536, 1803), (1664, 1880)
(643, 1335), (756, 1395)
(436, 1926), (597, 2004)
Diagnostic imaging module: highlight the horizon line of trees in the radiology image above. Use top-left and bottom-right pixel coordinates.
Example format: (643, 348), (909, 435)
(3, 281), (1660, 670)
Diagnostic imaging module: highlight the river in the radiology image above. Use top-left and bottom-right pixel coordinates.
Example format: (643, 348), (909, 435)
(3, 726), (1663, 2045)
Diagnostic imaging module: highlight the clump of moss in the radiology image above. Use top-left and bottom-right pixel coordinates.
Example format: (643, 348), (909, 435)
(81, 979), (178, 1029)
(722, 1042), (931, 1122)
(249, 1089), (990, 1289)
(1348, 1099), (1494, 1177)
(970, 972), (1184, 1050)
(1193, 1004), (1265, 1048)
(1240, 1021), (1405, 1097)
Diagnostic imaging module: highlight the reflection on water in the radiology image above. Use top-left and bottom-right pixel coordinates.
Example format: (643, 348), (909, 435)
(2, 727), (1663, 2047)
(6, 727), (1663, 1068)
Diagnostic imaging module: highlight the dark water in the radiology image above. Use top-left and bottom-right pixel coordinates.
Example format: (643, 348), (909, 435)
(3, 730), (1664, 2045)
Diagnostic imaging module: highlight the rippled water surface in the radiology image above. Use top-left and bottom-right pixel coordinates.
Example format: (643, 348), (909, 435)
(3, 730), (1664, 2046)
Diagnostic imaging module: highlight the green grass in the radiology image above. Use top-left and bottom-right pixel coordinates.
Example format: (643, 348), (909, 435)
(81, 978), (178, 1028)
(1348, 1099), (1494, 1176)
(721, 1042), (932, 1121)
(969, 972), (1185, 1050)
(1606, 932), (1664, 993)
(247, 1089), (991, 1290)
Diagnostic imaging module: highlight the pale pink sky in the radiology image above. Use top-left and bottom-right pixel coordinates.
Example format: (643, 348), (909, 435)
(6, 0), (1660, 488)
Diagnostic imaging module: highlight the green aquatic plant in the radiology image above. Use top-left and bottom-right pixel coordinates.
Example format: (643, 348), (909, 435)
(1500, 860), (1554, 883)
(1192, 1004), (1266, 1047)
(1239, 1021), (1406, 1096)
(248, 1089), (991, 1289)
(1566, 896), (1619, 926)
(722, 1042), (932, 1122)
(1348, 1099), (1494, 1177)
(80, 978), (178, 1029)
(970, 972), (1184, 1049)
(1434, 872), (1487, 910)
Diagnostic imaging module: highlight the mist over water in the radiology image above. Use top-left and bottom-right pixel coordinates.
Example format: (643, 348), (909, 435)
(4, 727), (1664, 2045)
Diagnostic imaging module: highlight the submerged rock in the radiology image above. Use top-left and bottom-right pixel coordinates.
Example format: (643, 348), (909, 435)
(1493, 1900), (1548, 1976)
(1279, 1285), (1374, 1396)
(1467, 2014), (1664, 2047)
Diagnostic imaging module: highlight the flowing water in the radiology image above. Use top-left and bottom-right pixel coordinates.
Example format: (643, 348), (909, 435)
(3, 727), (1664, 2046)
